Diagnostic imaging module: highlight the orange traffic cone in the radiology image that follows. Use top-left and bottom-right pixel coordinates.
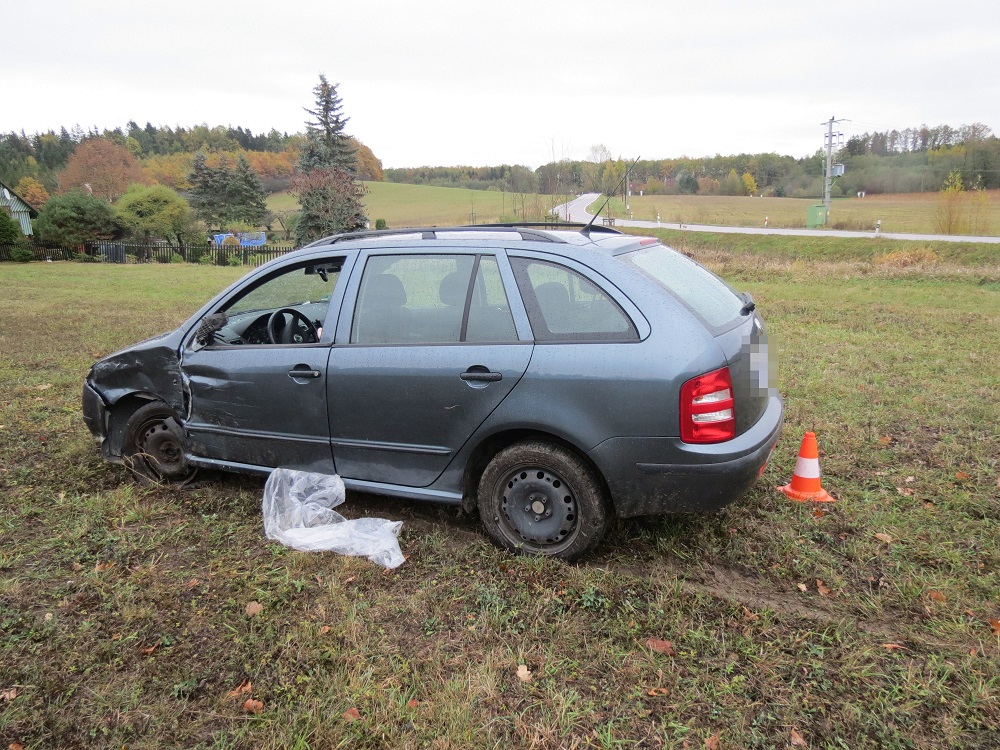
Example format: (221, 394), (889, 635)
(778, 431), (834, 502)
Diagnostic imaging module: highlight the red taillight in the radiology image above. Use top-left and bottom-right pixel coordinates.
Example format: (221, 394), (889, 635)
(680, 367), (736, 444)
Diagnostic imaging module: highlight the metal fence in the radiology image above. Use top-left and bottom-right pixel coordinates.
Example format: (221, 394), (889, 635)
(0, 241), (298, 267)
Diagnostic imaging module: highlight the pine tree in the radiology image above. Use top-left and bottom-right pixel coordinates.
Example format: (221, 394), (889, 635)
(231, 154), (268, 226)
(294, 75), (368, 245)
(188, 151), (225, 229)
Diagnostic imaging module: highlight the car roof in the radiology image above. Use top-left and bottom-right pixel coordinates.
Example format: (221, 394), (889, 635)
(300, 223), (658, 257)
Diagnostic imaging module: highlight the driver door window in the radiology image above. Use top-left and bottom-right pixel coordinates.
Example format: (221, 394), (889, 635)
(214, 262), (341, 346)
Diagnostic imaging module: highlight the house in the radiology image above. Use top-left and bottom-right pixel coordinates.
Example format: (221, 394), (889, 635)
(0, 181), (39, 235)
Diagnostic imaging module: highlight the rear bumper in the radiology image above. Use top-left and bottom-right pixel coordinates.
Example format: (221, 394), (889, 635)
(588, 393), (783, 518)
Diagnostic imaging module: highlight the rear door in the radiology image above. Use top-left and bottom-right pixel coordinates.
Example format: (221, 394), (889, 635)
(328, 251), (531, 487)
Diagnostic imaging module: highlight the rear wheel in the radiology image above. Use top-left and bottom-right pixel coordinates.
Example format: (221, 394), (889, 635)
(122, 401), (200, 487)
(478, 441), (608, 561)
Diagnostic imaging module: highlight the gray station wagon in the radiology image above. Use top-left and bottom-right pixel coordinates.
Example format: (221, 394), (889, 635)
(82, 224), (783, 559)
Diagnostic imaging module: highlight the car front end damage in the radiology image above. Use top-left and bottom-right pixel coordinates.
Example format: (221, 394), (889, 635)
(81, 332), (186, 461)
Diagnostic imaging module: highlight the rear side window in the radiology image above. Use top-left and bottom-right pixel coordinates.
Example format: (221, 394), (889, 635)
(626, 246), (742, 328)
(511, 258), (638, 342)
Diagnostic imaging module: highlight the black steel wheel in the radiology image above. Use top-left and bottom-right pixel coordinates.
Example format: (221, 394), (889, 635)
(478, 441), (609, 561)
(122, 401), (200, 487)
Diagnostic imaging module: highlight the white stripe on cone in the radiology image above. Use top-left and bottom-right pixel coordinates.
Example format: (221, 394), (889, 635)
(793, 456), (821, 479)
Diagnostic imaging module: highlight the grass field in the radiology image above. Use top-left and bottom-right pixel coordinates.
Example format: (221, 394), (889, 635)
(1, 239), (999, 748)
(597, 191), (1000, 235)
(269, 184), (999, 237)
(268, 182), (569, 228)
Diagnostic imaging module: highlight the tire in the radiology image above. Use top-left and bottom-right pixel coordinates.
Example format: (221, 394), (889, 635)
(122, 401), (201, 487)
(478, 440), (609, 561)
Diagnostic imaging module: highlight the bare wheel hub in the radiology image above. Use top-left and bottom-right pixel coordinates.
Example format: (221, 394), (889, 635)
(138, 417), (188, 478)
(501, 468), (577, 545)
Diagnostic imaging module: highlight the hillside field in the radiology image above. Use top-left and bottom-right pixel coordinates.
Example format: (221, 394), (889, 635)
(270, 185), (999, 236)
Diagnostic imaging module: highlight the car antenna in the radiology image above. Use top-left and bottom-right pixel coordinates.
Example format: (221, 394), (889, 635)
(581, 156), (641, 237)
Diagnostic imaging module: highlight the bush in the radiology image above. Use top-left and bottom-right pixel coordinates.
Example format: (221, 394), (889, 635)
(199, 253), (215, 265)
(226, 252), (243, 267)
(74, 251), (103, 263)
(170, 253), (184, 264)
(375, 218), (387, 230)
(11, 247), (34, 263)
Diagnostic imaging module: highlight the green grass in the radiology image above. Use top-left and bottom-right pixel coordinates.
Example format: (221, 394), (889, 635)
(268, 182), (569, 228)
(597, 191), (1000, 235)
(1, 249), (999, 748)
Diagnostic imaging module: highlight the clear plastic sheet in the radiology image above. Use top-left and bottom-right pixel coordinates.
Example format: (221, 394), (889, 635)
(262, 468), (405, 569)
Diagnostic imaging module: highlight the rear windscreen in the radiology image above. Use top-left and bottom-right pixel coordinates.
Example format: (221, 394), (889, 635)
(625, 246), (742, 328)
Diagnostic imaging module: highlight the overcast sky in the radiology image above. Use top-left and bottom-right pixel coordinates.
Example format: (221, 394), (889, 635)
(6, 0), (998, 169)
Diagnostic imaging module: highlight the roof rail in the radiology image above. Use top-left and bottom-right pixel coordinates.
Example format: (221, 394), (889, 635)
(302, 222), (624, 248)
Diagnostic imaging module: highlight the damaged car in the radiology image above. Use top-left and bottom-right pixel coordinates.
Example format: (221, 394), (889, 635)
(83, 224), (782, 560)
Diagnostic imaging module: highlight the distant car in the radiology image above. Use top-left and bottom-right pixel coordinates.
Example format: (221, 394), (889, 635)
(83, 224), (782, 560)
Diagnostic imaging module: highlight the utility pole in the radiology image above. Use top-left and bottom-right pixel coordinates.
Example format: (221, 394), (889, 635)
(822, 116), (846, 224)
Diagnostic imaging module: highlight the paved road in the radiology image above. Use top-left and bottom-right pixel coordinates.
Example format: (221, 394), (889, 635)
(554, 193), (1000, 245)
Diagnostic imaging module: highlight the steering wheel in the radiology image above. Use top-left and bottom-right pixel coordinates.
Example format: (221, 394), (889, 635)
(267, 308), (319, 345)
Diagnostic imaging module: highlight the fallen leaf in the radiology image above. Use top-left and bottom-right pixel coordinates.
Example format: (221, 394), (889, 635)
(741, 606), (759, 622)
(812, 508), (826, 518)
(94, 561), (113, 572)
(245, 601), (263, 617)
(989, 619), (1000, 636)
(704, 734), (720, 750)
(790, 728), (807, 746)
(816, 579), (831, 597)
(342, 706), (361, 721)
(226, 680), (253, 697)
(896, 487), (914, 496)
(645, 638), (676, 656)
(927, 590), (946, 603)
(186, 578), (200, 588)
(34, 383), (52, 391)
(878, 435), (892, 445)
(406, 698), (421, 709)
(244, 698), (264, 714)
(970, 648), (978, 657)
(903, 475), (915, 484)
(796, 583), (808, 593)
(10, 742), (25, 750)
(140, 644), (158, 656)
(646, 687), (669, 696)
(318, 625), (331, 635)
(921, 500), (935, 509)
(0, 688), (19, 702)
(343, 576), (357, 584)
(954, 471), (970, 481)
(882, 643), (909, 652)
(516, 664), (532, 682)
(874, 533), (894, 544)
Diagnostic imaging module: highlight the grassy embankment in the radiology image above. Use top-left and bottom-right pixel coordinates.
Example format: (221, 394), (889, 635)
(1, 238), (998, 748)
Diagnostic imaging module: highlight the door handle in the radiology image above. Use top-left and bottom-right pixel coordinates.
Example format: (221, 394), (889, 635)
(460, 370), (502, 382)
(288, 369), (322, 379)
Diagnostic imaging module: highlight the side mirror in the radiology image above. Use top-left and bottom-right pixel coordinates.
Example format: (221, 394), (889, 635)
(194, 312), (229, 345)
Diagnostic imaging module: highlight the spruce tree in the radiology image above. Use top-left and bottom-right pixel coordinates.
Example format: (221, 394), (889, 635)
(231, 154), (268, 226)
(294, 75), (368, 245)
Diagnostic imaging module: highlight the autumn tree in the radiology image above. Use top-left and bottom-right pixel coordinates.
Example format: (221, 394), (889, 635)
(35, 190), (122, 249)
(15, 177), (50, 208)
(57, 138), (146, 202)
(742, 172), (757, 195)
(934, 170), (965, 234)
(720, 169), (745, 196)
(295, 75), (367, 245)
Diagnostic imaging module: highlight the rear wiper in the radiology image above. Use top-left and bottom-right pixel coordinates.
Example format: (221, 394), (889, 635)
(739, 293), (756, 316)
